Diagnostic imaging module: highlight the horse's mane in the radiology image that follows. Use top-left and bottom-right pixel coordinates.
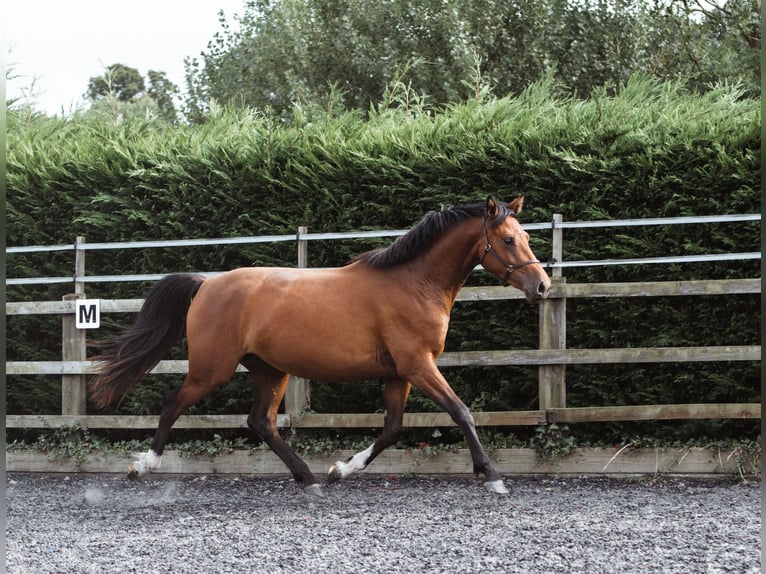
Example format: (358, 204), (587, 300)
(354, 201), (514, 268)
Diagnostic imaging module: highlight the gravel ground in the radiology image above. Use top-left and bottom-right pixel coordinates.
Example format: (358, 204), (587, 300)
(6, 473), (761, 573)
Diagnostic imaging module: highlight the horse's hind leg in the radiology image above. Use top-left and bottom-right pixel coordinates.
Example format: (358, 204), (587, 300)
(129, 366), (236, 479)
(242, 356), (320, 495)
(328, 378), (411, 483)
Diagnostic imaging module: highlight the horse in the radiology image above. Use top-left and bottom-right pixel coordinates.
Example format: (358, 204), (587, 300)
(90, 196), (550, 495)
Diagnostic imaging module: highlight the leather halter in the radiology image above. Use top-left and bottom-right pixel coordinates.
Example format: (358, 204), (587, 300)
(480, 213), (540, 285)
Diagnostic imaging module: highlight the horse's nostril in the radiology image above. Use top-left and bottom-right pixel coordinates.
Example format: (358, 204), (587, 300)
(537, 281), (549, 297)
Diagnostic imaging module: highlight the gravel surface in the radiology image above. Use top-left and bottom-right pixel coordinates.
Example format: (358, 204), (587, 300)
(6, 473), (761, 573)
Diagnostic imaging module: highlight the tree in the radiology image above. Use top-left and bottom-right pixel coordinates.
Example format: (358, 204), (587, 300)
(87, 64), (146, 102)
(85, 64), (180, 125)
(184, 0), (482, 120)
(653, 0), (761, 95)
(184, 0), (760, 121)
(147, 70), (180, 125)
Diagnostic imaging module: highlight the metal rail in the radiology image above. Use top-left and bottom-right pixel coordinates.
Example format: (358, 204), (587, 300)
(6, 213), (762, 286)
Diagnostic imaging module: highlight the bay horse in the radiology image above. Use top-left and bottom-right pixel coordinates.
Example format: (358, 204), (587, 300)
(90, 196), (550, 495)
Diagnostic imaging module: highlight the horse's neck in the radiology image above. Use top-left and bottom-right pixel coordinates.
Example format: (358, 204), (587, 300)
(411, 220), (481, 305)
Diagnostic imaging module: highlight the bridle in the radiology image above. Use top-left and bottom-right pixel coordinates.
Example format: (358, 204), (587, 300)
(480, 212), (540, 285)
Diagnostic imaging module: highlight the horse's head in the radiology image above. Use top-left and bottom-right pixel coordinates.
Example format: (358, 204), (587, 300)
(480, 196), (551, 302)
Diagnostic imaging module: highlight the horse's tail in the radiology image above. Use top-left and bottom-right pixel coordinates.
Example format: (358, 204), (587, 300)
(89, 273), (206, 409)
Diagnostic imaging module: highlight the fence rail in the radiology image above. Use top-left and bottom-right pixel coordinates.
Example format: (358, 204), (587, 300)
(6, 213), (761, 431)
(5, 345), (761, 376)
(6, 213), (760, 285)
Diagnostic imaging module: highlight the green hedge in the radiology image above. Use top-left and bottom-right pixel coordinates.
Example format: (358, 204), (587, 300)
(6, 77), (760, 442)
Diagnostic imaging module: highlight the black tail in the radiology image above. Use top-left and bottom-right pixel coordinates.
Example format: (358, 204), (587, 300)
(90, 273), (205, 409)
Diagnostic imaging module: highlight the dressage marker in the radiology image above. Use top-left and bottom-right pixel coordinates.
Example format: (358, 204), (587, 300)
(90, 196), (550, 496)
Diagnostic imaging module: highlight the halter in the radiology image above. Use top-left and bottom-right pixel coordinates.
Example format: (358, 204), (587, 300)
(480, 213), (540, 285)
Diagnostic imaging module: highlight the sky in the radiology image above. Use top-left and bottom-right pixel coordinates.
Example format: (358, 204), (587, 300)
(6, 0), (245, 116)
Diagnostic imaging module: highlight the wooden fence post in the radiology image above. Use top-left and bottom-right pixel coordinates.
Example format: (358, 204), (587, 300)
(284, 227), (311, 419)
(61, 236), (87, 416)
(539, 215), (566, 412)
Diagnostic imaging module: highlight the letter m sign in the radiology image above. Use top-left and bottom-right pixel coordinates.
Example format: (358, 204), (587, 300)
(75, 299), (100, 329)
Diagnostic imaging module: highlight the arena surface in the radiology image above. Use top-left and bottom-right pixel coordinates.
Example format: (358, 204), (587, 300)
(6, 473), (761, 573)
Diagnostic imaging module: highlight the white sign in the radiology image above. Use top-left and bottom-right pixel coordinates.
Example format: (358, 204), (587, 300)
(75, 299), (101, 329)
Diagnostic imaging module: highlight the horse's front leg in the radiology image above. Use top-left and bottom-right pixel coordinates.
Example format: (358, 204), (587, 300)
(328, 378), (411, 483)
(406, 359), (508, 494)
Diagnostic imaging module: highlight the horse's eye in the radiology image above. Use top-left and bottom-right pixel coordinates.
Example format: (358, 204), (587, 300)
(503, 237), (514, 246)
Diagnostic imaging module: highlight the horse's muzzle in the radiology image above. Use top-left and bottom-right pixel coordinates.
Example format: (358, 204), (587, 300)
(524, 278), (551, 302)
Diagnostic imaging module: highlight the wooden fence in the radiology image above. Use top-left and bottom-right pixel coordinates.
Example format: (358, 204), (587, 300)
(6, 213), (762, 432)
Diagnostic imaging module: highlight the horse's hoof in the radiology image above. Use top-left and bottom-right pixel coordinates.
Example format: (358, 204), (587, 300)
(304, 483), (324, 497)
(484, 479), (509, 494)
(127, 465), (139, 481)
(327, 464), (343, 484)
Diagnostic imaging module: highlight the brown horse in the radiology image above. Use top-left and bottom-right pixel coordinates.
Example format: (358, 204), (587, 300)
(90, 196), (550, 495)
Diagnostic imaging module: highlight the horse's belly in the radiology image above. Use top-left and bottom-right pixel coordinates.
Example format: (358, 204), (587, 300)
(255, 327), (397, 381)
(263, 352), (397, 381)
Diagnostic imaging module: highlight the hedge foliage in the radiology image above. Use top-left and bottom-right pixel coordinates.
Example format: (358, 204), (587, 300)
(6, 77), (760, 442)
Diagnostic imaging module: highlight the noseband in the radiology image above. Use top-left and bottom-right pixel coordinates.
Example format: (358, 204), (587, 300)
(480, 213), (540, 285)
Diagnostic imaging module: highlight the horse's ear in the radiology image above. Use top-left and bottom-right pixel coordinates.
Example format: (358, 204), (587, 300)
(485, 196), (499, 218)
(508, 195), (525, 215)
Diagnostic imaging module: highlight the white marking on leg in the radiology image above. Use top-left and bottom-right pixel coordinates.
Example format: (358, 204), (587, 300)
(484, 479), (509, 494)
(329, 444), (375, 480)
(304, 483), (324, 497)
(130, 449), (162, 478)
